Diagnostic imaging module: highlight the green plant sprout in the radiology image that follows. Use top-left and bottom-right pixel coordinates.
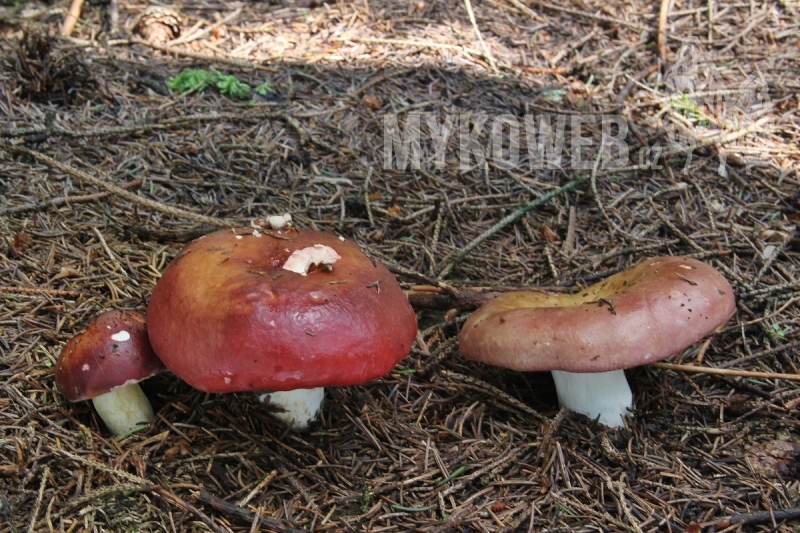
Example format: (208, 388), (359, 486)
(770, 322), (791, 339)
(215, 74), (250, 100)
(254, 81), (275, 96)
(167, 69), (216, 93)
(360, 480), (371, 513)
(669, 92), (711, 126)
(168, 69), (272, 101)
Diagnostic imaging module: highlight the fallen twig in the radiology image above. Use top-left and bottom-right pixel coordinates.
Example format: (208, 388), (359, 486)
(0, 111), (288, 140)
(0, 179), (141, 217)
(130, 37), (279, 71)
(4, 146), (236, 228)
(463, 0), (499, 75)
(404, 284), (571, 312)
(506, 0), (645, 29)
(0, 287), (81, 298)
(437, 176), (589, 278)
(441, 370), (549, 422)
(699, 507), (800, 529)
(151, 487), (227, 533)
(436, 162), (659, 278)
(198, 488), (310, 533)
(657, 0), (671, 64)
(61, 0), (84, 36)
(124, 225), (219, 243)
(651, 362), (800, 382)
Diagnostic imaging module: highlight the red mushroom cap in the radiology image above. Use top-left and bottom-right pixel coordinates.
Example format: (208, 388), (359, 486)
(459, 256), (736, 372)
(146, 227), (418, 393)
(55, 310), (165, 401)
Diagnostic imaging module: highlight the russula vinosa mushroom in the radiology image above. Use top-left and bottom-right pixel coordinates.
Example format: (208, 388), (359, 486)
(146, 220), (418, 429)
(55, 310), (165, 435)
(459, 256), (736, 427)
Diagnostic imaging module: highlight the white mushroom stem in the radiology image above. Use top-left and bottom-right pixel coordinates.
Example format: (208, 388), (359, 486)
(257, 387), (325, 430)
(550, 369), (633, 428)
(91, 382), (155, 436)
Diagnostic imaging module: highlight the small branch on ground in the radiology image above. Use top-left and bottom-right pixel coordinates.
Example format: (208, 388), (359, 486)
(404, 284), (571, 313)
(657, 0), (671, 64)
(150, 487), (227, 533)
(4, 145), (236, 228)
(652, 362), (800, 382)
(463, 0), (499, 76)
(61, 0), (84, 36)
(441, 370), (549, 422)
(699, 507), (800, 529)
(124, 225), (219, 243)
(198, 489), (310, 533)
(0, 179), (141, 217)
(437, 175), (589, 278)
(130, 37), (279, 72)
(0, 287), (82, 298)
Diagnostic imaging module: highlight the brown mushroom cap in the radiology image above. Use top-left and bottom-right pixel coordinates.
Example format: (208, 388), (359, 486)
(459, 256), (735, 372)
(55, 310), (165, 402)
(146, 227), (418, 393)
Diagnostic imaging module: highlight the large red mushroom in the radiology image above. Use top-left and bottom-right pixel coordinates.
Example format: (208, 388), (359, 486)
(459, 256), (736, 427)
(55, 310), (165, 435)
(147, 219), (418, 429)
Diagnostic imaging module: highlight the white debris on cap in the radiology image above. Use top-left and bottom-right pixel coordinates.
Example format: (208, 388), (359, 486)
(111, 330), (131, 342)
(267, 214), (292, 230)
(251, 214), (293, 231)
(282, 245), (341, 276)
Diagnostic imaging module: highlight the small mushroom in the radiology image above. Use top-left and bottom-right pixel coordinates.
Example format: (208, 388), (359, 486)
(146, 224), (418, 429)
(55, 310), (165, 436)
(459, 256), (736, 427)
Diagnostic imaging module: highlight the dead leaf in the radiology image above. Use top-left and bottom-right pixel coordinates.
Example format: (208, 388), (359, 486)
(0, 464), (19, 476)
(164, 446), (181, 461)
(179, 438), (191, 456)
(541, 225), (559, 243)
(759, 229), (789, 242)
(211, 25), (227, 41)
(747, 440), (800, 479)
(363, 95), (382, 110)
(53, 266), (81, 281)
(10, 232), (30, 256)
(490, 501), (506, 512)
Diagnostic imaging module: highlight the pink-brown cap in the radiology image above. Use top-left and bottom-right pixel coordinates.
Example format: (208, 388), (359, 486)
(459, 256), (736, 372)
(146, 227), (418, 393)
(55, 310), (165, 401)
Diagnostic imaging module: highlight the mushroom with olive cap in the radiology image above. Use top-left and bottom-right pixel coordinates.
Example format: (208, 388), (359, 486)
(459, 256), (736, 427)
(146, 220), (418, 429)
(55, 310), (165, 436)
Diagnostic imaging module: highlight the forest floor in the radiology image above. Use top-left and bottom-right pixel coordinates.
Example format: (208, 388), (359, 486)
(1, 0), (800, 531)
